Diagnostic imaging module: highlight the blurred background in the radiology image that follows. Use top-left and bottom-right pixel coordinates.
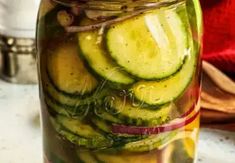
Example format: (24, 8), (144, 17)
(0, 0), (235, 163)
(199, 0), (235, 130)
(0, 0), (39, 83)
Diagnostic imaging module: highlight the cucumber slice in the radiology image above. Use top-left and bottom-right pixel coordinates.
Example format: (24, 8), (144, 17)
(47, 41), (98, 96)
(123, 130), (194, 152)
(91, 116), (112, 133)
(90, 116), (146, 147)
(44, 69), (110, 112)
(45, 94), (70, 116)
(44, 76), (116, 119)
(123, 131), (177, 152)
(42, 45), (100, 117)
(130, 43), (195, 106)
(106, 9), (186, 79)
(56, 115), (106, 139)
(44, 71), (86, 106)
(130, 10), (195, 106)
(45, 93), (91, 117)
(58, 115), (142, 148)
(91, 116), (144, 136)
(50, 117), (112, 149)
(59, 129), (110, 149)
(78, 19), (134, 85)
(94, 107), (123, 124)
(129, 6), (196, 106)
(42, 44), (91, 108)
(46, 80), (84, 106)
(106, 96), (174, 126)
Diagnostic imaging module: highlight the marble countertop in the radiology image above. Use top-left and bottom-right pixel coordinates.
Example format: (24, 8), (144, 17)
(0, 80), (235, 163)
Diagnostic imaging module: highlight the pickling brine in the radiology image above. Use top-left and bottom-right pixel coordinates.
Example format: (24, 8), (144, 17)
(36, 0), (202, 162)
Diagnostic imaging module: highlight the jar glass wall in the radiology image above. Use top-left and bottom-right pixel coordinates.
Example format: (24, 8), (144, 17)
(36, 0), (202, 162)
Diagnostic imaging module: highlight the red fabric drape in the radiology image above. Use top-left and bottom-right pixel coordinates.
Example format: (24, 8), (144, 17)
(200, 0), (235, 74)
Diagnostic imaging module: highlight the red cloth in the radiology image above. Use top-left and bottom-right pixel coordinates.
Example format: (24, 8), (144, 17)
(200, 0), (235, 74)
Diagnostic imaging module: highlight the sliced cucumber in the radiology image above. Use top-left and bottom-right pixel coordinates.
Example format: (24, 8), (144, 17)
(43, 45), (97, 117)
(130, 12), (195, 106)
(46, 82), (83, 106)
(91, 116), (144, 138)
(56, 115), (105, 139)
(91, 116), (112, 133)
(59, 129), (111, 149)
(47, 41), (98, 96)
(90, 116), (146, 147)
(45, 93), (91, 117)
(42, 44), (89, 108)
(130, 43), (195, 106)
(50, 117), (112, 149)
(106, 96), (174, 126)
(78, 19), (134, 85)
(123, 130), (195, 153)
(44, 70), (111, 114)
(44, 73), (86, 106)
(45, 94), (70, 116)
(106, 9), (186, 79)
(94, 107), (123, 124)
(123, 131), (177, 152)
(58, 114), (142, 148)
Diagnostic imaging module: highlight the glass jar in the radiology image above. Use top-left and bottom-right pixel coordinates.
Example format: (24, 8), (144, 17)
(36, 0), (202, 162)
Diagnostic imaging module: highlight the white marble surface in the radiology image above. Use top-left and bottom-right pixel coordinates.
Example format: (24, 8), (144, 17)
(0, 79), (235, 163)
(0, 80), (42, 163)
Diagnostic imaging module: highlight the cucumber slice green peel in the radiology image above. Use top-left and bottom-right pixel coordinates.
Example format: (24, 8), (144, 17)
(44, 71), (99, 118)
(94, 106), (123, 124)
(122, 131), (177, 152)
(130, 14), (195, 106)
(47, 41), (98, 96)
(45, 93), (90, 117)
(106, 9), (187, 80)
(78, 19), (134, 85)
(42, 40), (100, 106)
(56, 115), (105, 139)
(111, 107), (199, 135)
(130, 45), (195, 106)
(50, 116), (113, 149)
(90, 116), (147, 137)
(90, 116), (146, 147)
(103, 95), (174, 126)
(123, 129), (195, 152)
(44, 79), (111, 117)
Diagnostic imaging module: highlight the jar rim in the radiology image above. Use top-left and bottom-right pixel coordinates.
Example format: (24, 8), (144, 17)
(52, 0), (183, 11)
